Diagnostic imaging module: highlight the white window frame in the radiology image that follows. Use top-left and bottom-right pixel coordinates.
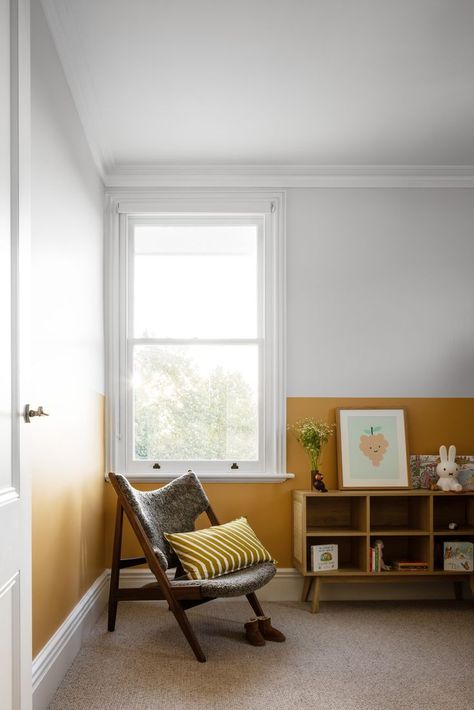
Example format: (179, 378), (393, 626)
(105, 190), (289, 483)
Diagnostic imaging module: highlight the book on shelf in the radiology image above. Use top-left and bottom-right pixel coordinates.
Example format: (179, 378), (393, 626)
(369, 543), (382, 573)
(443, 541), (473, 572)
(391, 560), (428, 571)
(311, 544), (338, 572)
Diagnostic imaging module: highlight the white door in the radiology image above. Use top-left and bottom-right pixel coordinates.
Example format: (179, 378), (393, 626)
(0, 1), (31, 709)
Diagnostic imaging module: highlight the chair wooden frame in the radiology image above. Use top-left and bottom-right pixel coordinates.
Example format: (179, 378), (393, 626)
(107, 472), (266, 662)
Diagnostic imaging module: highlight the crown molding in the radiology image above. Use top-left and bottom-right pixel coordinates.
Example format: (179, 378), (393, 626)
(105, 164), (474, 188)
(41, 0), (113, 179)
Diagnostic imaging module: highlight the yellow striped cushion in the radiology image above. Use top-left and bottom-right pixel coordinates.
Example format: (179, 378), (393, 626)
(164, 517), (275, 580)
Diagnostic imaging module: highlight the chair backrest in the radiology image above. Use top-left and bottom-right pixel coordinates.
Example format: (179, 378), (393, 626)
(112, 470), (210, 570)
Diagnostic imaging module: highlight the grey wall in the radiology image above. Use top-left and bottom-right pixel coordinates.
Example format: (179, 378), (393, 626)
(286, 188), (474, 396)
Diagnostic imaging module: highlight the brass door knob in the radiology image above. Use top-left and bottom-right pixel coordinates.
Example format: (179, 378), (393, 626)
(24, 405), (49, 423)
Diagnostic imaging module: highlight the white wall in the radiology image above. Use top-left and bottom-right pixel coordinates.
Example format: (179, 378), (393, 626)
(287, 188), (474, 397)
(31, 0), (104, 401)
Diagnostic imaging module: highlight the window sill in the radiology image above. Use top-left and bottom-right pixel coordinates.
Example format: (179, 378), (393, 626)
(105, 472), (295, 484)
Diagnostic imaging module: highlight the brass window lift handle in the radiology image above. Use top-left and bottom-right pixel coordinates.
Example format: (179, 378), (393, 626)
(24, 405), (49, 423)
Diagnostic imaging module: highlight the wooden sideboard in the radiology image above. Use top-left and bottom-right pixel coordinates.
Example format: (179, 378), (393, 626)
(293, 489), (474, 612)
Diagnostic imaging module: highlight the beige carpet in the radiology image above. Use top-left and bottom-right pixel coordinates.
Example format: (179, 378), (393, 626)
(49, 600), (474, 710)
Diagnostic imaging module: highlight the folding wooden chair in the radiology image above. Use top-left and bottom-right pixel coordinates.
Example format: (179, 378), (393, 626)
(107, 470), (276, 662)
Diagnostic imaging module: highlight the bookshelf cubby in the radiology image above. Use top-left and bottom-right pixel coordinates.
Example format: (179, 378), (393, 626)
(369, 535), (431, 567)
(293, 490), (474, 612)
(306, 536), (367, 575)
(433, 496), (474, 534)
(433, 534), (474, 571)
(306, 495), (367, 534)
(370, 495), (430, 534)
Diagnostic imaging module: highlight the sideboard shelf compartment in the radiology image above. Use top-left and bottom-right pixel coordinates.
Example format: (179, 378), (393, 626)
(306, 495), (367, 534)
(433, 496), (474, 532)
(369, 534), (431, 571)
(306, 535), (366, 576)
(433, 533), (474, 571)
(370, 495), (430, 533)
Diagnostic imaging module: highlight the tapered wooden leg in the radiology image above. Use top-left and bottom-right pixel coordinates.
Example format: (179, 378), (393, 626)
(108, 501), (124, 631)
(302, 577), (313, 603)
(246, 592), (265, 617)
(311, 577), (321, 614)
(172, 603), (206, 662)
(454, 581), (463, 600)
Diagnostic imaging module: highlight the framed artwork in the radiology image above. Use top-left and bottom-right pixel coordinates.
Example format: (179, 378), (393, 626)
(337, 408), (409, 489)
(411, 454), (474, 490)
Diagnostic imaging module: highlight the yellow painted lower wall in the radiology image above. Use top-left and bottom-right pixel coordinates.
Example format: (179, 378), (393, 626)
(104, 397), (474, 571)
(32, 393), (105, 657)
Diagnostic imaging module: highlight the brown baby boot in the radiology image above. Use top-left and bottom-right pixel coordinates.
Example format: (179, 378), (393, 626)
(244, 618), (265, 646)
(257, 616), (286, 642)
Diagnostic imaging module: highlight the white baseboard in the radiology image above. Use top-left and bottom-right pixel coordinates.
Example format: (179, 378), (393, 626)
(116, 567), (463, 602)
(32, 571), (109, 710)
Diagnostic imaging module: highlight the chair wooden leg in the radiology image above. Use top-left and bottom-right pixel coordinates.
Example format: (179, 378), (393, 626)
(108, 501), (123, 632)
(246, 592), (265, 617)
(172, 603), (206, 662)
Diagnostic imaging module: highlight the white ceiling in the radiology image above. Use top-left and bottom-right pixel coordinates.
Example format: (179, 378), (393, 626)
(42, 0), (474, 175)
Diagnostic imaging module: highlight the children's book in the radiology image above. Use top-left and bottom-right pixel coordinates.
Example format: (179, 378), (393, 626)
(392, 560), (428, 570)
(311, 544), (338, 572)
(443, 541), (474, 572)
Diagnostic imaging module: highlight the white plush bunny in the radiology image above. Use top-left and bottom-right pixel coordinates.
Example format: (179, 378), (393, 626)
(436, 445), (462, 492)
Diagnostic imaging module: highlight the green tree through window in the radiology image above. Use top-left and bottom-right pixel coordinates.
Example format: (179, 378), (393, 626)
(134, 347), (258, 461)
